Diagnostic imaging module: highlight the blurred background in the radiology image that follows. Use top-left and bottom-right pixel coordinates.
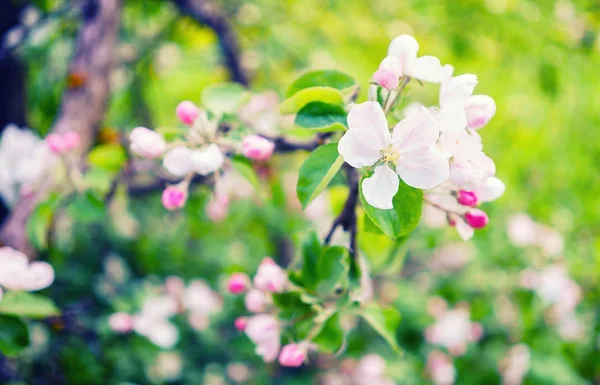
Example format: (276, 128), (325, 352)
(0, 0), (599, 384)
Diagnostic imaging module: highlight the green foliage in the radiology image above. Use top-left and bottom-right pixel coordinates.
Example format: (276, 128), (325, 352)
(88, 144), (127, 172)
(280, 87), (344, 114)
(312, 312), (345, 354)
(230, 155), (262, 194)
(286, 69), (356, 98)
(295, 101), (348, 132)
(360, 304), (402, 352)
(359, 178), (423, 238)
(26, 193), (61, 250)
(66, 191), (106, 223)
(0, 291), (60, 319)
(201, 82), (247, 117)
(0, 315), (30, 357)
(296, 143), (344, 209)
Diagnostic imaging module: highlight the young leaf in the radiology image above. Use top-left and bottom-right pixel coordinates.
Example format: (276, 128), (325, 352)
(202, 82), (246, 117)
(0, 315), (30, 357)
(230, 155), (261, 194)
(360, 304), (401, 352)
(312, 312), (345, 354)
(360, 178), (423, 238)
(301, 231), (322, 289)
(66, 190), (106, 223)
(88, 144), (127, 172)
(295, 101), (347, 132)
(316, 246), (350, 296)
(296, 143), (344, 209)
(0, 291), (61, 319)
(26, 193), (61, 250)
(286, 69), (356, 97)
(280, 87), (344, 115)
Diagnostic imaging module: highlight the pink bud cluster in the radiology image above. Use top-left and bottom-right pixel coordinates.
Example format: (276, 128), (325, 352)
(46, 131), (80, 154)
(242, 134), (275, 161)
(227, 258), (306, 366)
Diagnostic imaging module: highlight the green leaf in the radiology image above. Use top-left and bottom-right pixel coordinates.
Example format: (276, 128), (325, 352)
(66, 191), (106, 223)
(312, 312), (345, 354)
(0, 291), (60, 319)
(202, 82), (246, 117)
(296, 143), (344, 209)
(316, 246), (350, 296)
(286, 69), (356, 98)
(0, 315), (30, 357)
(360, 304), (401, 352)
(280, 87), (344, 115)
(300, 231), (322, 289)
(81, 167), (116, 195)
(360, 177), (423, 238)
(295, 102), (347, 132)
(230, 155), (261, 194)
(154, 126), (186, 141)
(272, 292), (313, 319)
(26, 193), (61, 250)
(88, 144), (127, 172)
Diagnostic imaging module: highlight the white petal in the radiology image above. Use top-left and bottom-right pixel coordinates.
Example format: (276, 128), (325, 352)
(20, 261), (54, 291)
(440, 74), (478, 107)
(379, 56), (403, 77)
(388, 35), (419, 63)
(475, 176), (505, 202)
(391, 109), (439, 153)
(397, 148), (449, 189)
(0, 247), (29, 285)
(361, 165), (399, 210)
(163, 147), (194, 177)
(455, 218), (474, 241)
(406, 56), (447, 83)
(347, 102), (391, 148)
(437, 101), (467, 133)
(338, 128), (385, 168)
(192, 144), (224, 176)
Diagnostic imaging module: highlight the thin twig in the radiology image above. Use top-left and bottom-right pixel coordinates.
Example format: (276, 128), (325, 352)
(324, 165), (360, 257)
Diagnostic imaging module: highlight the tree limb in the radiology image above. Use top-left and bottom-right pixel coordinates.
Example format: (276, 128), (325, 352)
(0, 0), (122, 255)
(324, 165), (360, 257)
(171, 0), (249, 85)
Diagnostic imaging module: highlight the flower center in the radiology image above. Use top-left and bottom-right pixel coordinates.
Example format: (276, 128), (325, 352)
(380, 145), (400, 165)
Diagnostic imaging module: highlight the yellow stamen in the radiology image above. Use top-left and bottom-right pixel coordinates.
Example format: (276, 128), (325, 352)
(380, 145), (400, 165)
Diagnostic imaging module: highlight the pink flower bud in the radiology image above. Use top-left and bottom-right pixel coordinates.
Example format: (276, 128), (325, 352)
(245, 289), (269, 313)
(63, 131), (81, 151)
(278, 343), (307, 367)
(457, 190), (478, 207)
(242, 135), (275, 161)
(176, 100), (200, 125)
(206, 194), (229, 222)
(161, 186), (187, 211)
(108, 312), (133, 333)
(372, 69), (399, 90)
(464, 95), (496, 130)
(253, 257), (287, 293)
(129, 127), (166, 159)
(234, 316), (248, 331)
(165, 276), (185, 297)
(227, 272), (250, 294)
(464, 209), (489, 229)
(46, 133), (68, 154)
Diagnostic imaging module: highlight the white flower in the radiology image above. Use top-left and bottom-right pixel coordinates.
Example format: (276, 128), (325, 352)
(436, 74), (478, 133)
(338, 102), (448, 209)
(0, 247), (55, 294)
(473, 176), (505, 202)
(129, 127), (166, 159)
(245, 314), (281, 363)
(182, 279), (221, 315)
(163, 144), (224, 177)
(388, 35), (453, 83)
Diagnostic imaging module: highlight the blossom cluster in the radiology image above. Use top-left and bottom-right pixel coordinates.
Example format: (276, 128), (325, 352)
(320, 354), (396, 385)
(129, 101), (275, 212)
(339, 34), (503, 240)
(227, 257), (310, 367)
(108, 276), (222, 349)
(0, 246), (55, 302)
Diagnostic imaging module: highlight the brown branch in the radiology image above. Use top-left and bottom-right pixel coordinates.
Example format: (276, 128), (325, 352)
(171, 0), (249, 85)
(0, 0), (122, 256)
(324, 165), (359, 257)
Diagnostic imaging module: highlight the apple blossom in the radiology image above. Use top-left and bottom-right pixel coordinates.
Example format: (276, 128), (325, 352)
(253, 257), (287, 293)
(238, 91), (282, 136)
(464, 95), (496, 130)
(176, 100), (199, 125)
(182, 279), (222, 315)
(388, 34), (452, 83)
(192, 144), (225, 175)
(426, 350), (456, 385)
(372, 56), (403, 90)
(242, 135), (275, 161)
(278, 343), (307, 367)
(227, 272), (251, 294)
(161, 185), (187, 211)
(206, 194), (230, 221)
(108, 312), (134, 333)
(436, 74), (478, 134)
(354, 354), (386, 379)
(245, 314), (281, 362)
(129, 127), (166, 159)
(0, 246), (55, 293)
(425, 304), (482, 356)
(507, 213), (537, 246)
(134, 315), (179, 349)
(338, 101), (448, 209)
(245, 288), (269, 313)
(499, 344), (531, 385)
(464, 209), (489, 229)
(473, 176), (505, 202)
(163, 144), (224, 177)
(46, 131), (81, 154)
